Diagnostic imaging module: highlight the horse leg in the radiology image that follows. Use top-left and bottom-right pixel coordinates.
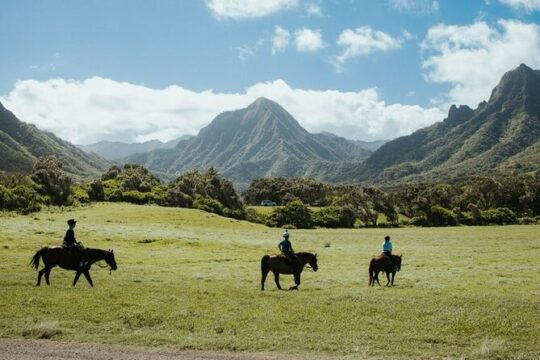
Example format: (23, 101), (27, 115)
(82, 270), (94, 287)
(36, 268), (47, 286)
(261, 268), (269, 291)
(391, 271), (395, 286)
(385, 272), (391, 286)
(372, 270), (380, 286)
(44, 268), (52, 286)
(72, 271), (82, 286)
(289, 272), (300, 290)
(273, 271), (282, 290)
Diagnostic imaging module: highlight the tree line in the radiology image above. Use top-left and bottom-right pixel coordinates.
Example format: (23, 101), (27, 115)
(243, 175), (539, 228)
(1, 155), (538, 228)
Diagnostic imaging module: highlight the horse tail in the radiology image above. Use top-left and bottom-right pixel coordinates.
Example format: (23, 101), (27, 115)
(368, 258), (375, 286)
(30, 247), (48, 270)
(261, 255), (270, 275)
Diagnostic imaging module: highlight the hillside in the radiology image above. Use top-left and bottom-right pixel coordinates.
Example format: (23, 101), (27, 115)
(0, 102), (110, 178)
(127, 97), (372, 187)
(79, 136), (191, 160)
(341, 64), (540, 184)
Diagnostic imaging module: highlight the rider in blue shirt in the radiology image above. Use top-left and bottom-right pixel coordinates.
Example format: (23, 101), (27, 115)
(279, 230), (299, 271)
(381, 235), (395, 269)
(381, 235), (392, 256)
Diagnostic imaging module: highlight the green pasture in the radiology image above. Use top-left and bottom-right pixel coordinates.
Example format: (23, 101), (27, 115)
(0, 203), (539, 359)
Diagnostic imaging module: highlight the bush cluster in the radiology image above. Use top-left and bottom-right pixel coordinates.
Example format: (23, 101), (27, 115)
(2, 156), (538, 229)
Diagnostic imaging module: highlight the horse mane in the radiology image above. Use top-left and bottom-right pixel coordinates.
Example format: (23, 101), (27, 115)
(84, 247), (111, 254)
(295, 252), (316, 259)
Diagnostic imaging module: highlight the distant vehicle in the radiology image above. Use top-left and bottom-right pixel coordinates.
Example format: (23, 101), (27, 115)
(260, 200), (277, 206)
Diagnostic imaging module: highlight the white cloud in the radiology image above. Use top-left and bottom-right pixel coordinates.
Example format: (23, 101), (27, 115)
(205, 0), (299, 19)
(422, 20), (540, 106)
(332, 27), (404, 72)
(499, 0), (540, 12)
(236, 38), (265, 62)
(272, 26), (291, 54)
(305, 3), (323, 17)
(294, 28), (324, 52)
(0, 77), (445, 145)
(389, 0), (439, 13)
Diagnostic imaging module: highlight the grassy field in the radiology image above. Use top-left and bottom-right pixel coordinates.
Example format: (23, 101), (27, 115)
(0, 203), (539, 359)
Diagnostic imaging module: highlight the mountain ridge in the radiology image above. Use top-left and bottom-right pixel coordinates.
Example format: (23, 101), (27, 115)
(0, 102), (110, 179)
(79, 136), (191, 160)
(344, 63), (540, 184)
(126, 97), (372, 187)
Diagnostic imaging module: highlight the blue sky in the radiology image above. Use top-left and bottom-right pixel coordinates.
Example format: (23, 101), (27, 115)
(1, 0), (539, 144)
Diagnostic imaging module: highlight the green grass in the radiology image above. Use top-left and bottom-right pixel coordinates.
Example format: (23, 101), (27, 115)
(1, 203), (539, 359)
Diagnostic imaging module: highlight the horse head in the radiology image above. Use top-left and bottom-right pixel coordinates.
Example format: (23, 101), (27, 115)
(105, 249), (118, 271)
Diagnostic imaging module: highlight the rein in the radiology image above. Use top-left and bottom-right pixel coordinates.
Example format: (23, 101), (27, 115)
(94, 260), (113, 274)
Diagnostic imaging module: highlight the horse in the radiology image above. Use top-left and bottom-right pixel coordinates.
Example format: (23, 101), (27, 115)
(30, 246), (117, 287)
(260, 252), (318, 291)
(368, 254), (402, 287)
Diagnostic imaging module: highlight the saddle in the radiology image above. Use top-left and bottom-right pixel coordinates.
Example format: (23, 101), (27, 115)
(280, 253), (299, 269)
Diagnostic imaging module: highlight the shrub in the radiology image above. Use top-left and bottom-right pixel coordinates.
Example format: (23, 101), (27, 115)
(312, 206), (356, 228)
(31, 156), (71, 206)
(193, 195), (224, 215)
(427, 205), (458, 226)
(245, 208), (267, 224)
(88, 179), (105, 201)
(0, 184), (41, 214)
(457, 211), (474, 225)
(165, 188), (193, 208)
(102, 179), (122, 201)
(267, 200), (312, 228)
(518, 217), (537, 225)
(121, 190), (152, 205)
(223, 207), (246, 220)
(71, 185), (90, 204)
(480, 208), (518, 225)
(409, 215), (430, 227)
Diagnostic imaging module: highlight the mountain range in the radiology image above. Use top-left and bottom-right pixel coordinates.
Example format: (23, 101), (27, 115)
(335, 63), (540, 184)
(0, 102), (109, 179)
(126, 97), (374, 187)
(79, 136), (191, 160)
(1, 64), (538, 187)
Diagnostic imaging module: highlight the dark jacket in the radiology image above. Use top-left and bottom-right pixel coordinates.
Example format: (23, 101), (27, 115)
(279, 238), (293, 255)
(63, 229), (77, 247)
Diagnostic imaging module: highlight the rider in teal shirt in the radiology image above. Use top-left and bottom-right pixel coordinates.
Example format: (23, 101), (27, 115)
(279, 230), (299, 271)
(381, 235), (396, 269)
(381, 235), (393, 256)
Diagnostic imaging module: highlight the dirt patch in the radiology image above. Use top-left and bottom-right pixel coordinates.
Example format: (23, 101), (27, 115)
(0, 339), (328, 360)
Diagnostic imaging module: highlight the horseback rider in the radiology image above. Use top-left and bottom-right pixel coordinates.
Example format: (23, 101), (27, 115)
(63, 219), (87, 268)
(381, 235), (396, 270)
(278, 230), (299, 271)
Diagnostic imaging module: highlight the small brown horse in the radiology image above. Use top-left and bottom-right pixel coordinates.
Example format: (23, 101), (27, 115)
(261, 252), (318, 291)
(368, 254), (402, 287)
(31, 246), (117, 287)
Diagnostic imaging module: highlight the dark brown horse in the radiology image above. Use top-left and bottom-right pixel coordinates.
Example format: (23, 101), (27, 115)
(368, 254), (402, 287)
(31, 246), (117, 287)
(261, 252), (318, 291)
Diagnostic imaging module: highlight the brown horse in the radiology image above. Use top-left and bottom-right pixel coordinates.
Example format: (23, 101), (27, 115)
(31, 246), (117, 287)
(261, 252), (318, 291)
(368, 254), (402, 287)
